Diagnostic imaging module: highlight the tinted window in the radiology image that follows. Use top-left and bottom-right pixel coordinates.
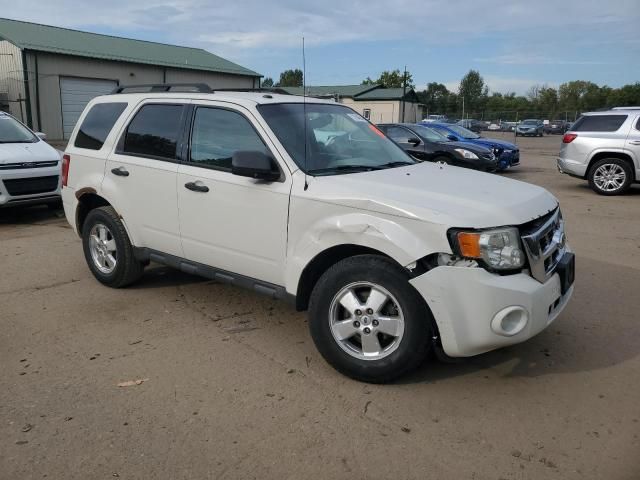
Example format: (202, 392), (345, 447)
(384, 126), (414, 142)
(122, 104), (184, 159)
(571, 115), (627, 132)
(75, 103), (127, 150)
(189, 107), (269, 171)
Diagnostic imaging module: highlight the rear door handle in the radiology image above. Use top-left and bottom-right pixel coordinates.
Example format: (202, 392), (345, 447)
(111, 167), (129, 177)
(629, 140), (640, 145)
(184, 181), (209, 193)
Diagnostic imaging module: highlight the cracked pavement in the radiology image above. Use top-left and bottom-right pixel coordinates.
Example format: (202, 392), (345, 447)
(1, 134), (639, 479)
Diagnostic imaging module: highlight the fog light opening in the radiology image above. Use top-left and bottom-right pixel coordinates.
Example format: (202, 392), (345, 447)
(491, 306), (528, 337)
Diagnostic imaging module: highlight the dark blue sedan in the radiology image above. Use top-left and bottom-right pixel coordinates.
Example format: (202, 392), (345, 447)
(422, 123), (520, 170)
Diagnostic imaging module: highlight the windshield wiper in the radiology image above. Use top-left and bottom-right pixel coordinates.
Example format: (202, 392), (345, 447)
(309, 165), (384, 175)
(378, 161), (415, 168)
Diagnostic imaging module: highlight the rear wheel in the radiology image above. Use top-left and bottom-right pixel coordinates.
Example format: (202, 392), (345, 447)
(308, 255), (432, 383)
(82, 206), (144, 287)
(588, 158), (633, 196)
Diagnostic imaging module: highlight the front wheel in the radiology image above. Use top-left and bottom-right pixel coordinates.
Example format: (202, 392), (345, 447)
(588, 158), (633, 195)
(308, 255), (432, 383)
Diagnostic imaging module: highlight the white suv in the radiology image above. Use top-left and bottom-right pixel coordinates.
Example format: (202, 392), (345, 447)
(558, 108), (640, 195)
(0, 112), (62, 208)
(62, 85), (575, 382)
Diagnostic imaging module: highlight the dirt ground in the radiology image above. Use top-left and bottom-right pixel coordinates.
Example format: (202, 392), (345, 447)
(1, 133), (639, 480)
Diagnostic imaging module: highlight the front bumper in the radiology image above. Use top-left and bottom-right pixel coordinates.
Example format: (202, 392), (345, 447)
(410, 263), (574, 357)
(557, 157), (587, 178)
(0, 166), (61, 208)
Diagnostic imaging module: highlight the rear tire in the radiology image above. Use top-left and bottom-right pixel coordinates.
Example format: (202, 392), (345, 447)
(308, 255), (432, 383)
(82, 206), (144, 287)
(588, 158), (633, 196)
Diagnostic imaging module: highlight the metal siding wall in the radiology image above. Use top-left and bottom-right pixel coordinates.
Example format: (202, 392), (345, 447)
(32, 52), (259, 140)
(0, 40), (25, 121)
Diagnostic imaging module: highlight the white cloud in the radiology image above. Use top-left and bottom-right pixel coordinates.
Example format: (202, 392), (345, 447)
(474, 54), (610, 66)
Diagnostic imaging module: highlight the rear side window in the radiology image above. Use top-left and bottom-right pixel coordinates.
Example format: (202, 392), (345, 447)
(571, 115), (627, 132)
(74, 103), (127, 150)
(122, 104), (184, 160)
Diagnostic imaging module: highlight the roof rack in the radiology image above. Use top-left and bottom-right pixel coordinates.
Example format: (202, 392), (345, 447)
(112, 83), (212, 94)
(111, 84), (292, 96)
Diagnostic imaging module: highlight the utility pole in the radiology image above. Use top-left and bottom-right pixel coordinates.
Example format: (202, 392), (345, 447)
(401, 65), (407, 122)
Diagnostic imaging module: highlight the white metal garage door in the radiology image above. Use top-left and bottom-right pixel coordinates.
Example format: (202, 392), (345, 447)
(60, 77), (117, 139)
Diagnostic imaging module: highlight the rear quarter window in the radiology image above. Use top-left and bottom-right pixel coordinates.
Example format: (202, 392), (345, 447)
(74, 103), (128, 150)
(121, 104), (184, 160)
(571, 115), (627, 132)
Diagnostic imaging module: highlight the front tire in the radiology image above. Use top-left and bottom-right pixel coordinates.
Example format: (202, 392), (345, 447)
(588, 158), (633, 196)
(82, 206), (144, 287)
(308, 255), (432, 383)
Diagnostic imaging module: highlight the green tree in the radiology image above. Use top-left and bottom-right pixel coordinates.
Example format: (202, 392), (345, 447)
(538, 86), (559, 118)
(261, 77), (274, 88)
(362, 69), (414, 89)
(458, 70), (488, 114)
(277, 69), (303, 87)
(417, 82), (452, 114)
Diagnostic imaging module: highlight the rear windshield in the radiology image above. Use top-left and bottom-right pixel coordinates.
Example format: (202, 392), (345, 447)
(0, 114), (36, 143)
(571, 115), (627, 132)
(75, 103), (128, 150)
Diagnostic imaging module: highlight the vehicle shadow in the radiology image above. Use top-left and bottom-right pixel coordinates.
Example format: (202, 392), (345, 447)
(129, 265), (208, 290)
(0, 203), (64, 225)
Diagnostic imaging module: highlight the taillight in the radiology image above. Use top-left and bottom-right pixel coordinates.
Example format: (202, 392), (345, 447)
(62, 154), (70, 186)
(562, 133), (577, 144)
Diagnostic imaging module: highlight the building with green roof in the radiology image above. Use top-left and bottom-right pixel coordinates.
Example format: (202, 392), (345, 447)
(280, 84), (422, 124)
(0, 18), (261, 139)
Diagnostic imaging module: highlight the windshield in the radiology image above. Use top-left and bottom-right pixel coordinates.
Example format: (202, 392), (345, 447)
(443, 124), (480, 139)
(258, 103), (415, 175)
(0, 114), (37, 143)
(411, 125), (449, 142)
(522, 120), (538, 125)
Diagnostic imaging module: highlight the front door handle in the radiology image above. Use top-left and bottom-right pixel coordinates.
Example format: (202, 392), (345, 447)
(629, 140), (640, 145)
(111, 167), (129, 177)
(184, 181), (209, 193)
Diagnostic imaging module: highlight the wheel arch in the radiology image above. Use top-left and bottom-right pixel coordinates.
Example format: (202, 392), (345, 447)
(75, 191), (113, 236)
(587, 151), (636, 181)
(294, 244), (396, 311)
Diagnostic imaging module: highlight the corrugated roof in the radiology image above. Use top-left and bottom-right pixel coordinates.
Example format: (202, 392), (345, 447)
(0, 17), (260, 77)
(355, 87), (418, 101)
(280, 84), (379, 97)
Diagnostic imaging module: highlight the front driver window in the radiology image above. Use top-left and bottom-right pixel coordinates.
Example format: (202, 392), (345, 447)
(190, 107), (270, 171)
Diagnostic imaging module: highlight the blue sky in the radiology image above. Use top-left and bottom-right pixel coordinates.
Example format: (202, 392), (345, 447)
(2, 0), (639, 94)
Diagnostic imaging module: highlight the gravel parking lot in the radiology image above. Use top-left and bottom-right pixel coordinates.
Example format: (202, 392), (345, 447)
(1, 133), (639, 480)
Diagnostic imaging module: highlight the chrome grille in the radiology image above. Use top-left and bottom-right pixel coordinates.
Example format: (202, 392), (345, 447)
(0, 160), (59, 170)
(521, 209), (566, 283)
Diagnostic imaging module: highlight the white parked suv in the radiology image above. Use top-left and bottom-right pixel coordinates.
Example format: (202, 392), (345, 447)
(558, 107), (640, 195)
(0, 112), (62, 208)
(62, 84), (575, 382)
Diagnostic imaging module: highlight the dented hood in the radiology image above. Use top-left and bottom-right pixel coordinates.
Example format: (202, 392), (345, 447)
(305, 162), (558, 228)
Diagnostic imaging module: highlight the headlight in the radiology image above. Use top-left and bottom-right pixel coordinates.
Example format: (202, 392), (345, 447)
(454, 148), (478, 160)
(450, 227), (525, 270)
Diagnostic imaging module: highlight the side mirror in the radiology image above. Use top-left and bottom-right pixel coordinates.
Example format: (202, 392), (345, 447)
(232, 150), (280, 181)
(407, 137), (421, 146)
(447, 134), (458, 141)
(36, 132), (47, 140)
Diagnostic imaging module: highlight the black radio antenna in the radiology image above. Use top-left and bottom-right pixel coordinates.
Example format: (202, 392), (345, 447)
(302, 36), (309, 191)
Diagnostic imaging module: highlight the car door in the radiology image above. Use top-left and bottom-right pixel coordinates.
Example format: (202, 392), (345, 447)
(176, 103), (291, 285)
(103, 101), (187, 257)
(381, 126), (426, 160)
(626, 114), (640, 178)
